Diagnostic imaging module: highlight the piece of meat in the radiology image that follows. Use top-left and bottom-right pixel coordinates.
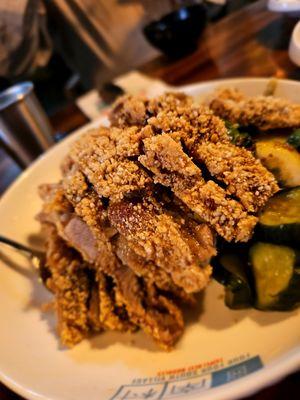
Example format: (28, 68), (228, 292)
(109, 94), (148, 127)
(179, 219), (216, 268)
(37, 183), (106, 265)
(193, 141), (279, 212)
(114, 235), (196, 305)
(139, 134), (257, 242)
(114, 235), (174, 289)
(42, 223), (91, 347)
(64, 216), (99, 262)
(108, 196), (212, 293)
(110, 92), (230, 146)
(39, 182), (134, 333)
(60, 167), (186, 348)
(38, 183), (73, 224)
(87, 281), (102, 332)
(61, 166), (118, 273)
(110, 264), (184, 350)
(37, 184), (78, 245)
(97, 272), (135, 332)
(69, 127), (152, 202)
(209, 88), (300, 130)
(87, 272), (134, 333)
(111, 92), (277, 212)
(147, 92), (230, 145)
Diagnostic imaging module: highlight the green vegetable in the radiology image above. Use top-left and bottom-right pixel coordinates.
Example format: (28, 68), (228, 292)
(257, 186), (300, 245)
(225, 121), (252, 147)
(287, 129), (300, 150)
(255, 138), (300, 187)
(212, 253), (253, 309)
(250, 242), (300, 310)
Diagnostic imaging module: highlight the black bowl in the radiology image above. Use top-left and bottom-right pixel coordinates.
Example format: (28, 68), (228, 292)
(143, 4), (207, 58)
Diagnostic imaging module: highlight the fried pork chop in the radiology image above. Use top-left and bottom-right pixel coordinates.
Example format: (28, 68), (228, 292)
(209, 88), (300, 130)
(38, 180), (185, 349)
(37, 90), (282, 350)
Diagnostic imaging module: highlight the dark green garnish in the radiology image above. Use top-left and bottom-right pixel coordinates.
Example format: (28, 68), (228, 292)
(287, 129), (300, 150)
(225, 121), (252, 147)
(212, 253), (253, 309)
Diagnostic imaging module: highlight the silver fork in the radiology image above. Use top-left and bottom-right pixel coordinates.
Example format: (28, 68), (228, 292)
(0, 235), (50, 284)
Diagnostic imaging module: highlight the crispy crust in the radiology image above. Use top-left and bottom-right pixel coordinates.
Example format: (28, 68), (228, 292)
(139, 134), (257, 242)
(209, 88), (300, 130)
(109, 94), (148, 127)
(42, 223), (90, 347)
(110, 264), (184, 350)
(108, 196), (212, 292)
(110, 92), (277, 214)
(69, 128), (151, 202)
(193, 141), (279, 212)
(114, 235), (196, 305)
(38, 89), (285, 349)
(40, 186), (184, 348)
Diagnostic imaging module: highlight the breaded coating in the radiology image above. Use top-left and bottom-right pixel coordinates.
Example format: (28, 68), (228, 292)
(108, 196), (212, 293)
(139, 135), (257, 242)
(69, 127), (151, 201)
(113, 92), (277, 214)
(146, 94), (278, 212)
(39, 89), (287, 350)
(87, 281), (102, 332)
(61, 165), (118, 272)
(108, 125), (152, 157)
(97, 273), (134, 332)
(88, 272), (134, 333)
(194, 142), (279, 212)
(147, 92), (230, 145)
(110, 92), (230, 145)
(39, 184), (134, 333)
(60, 167), (185, 347)
(114, 235), (196, 305)
(38, 183), (73, 225)
(114, 235), (176, 291)
(179, 219), (216, 268)
(110, 94), (148, 127)
(111, 264), (184, 350)
(209, 88), (300, 130)
(41, 184), (183, 347)
(42, 223), (90, 347)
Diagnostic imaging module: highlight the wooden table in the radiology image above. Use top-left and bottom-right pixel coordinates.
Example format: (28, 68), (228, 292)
(0, 0), (299, 398)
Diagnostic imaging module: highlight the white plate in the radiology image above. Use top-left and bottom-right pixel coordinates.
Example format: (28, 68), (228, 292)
(0, 78), (300, 400)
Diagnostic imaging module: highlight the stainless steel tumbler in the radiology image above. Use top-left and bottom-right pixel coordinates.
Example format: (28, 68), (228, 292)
(0, 82), (54, 167)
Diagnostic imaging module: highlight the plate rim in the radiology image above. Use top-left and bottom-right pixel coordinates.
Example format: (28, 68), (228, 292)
(1, 77), (300, 400)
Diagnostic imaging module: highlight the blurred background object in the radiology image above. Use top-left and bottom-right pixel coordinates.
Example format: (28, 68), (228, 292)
(0, 82), (54, 168)
(0, 0), (52, 79)
(289, 20), (300, 66)
(0, 0), (280, 194)
(0, 0), (257, 116)
(268, 0), (300, 16)
(143, 2), (207, 58)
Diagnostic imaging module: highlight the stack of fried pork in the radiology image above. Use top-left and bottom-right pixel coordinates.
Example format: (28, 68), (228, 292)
(37, 92), (279, 349)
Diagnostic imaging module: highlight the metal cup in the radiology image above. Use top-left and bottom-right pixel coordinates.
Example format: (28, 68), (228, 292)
(0, 82), (54, 168)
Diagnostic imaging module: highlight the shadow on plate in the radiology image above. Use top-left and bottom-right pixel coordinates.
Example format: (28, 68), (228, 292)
(89, 329), (161, 353)
(0, 245), (57, 341)
(27, 232), (46, 250)
(87, 292), (205, 353)
(0, 249), (34, 280)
